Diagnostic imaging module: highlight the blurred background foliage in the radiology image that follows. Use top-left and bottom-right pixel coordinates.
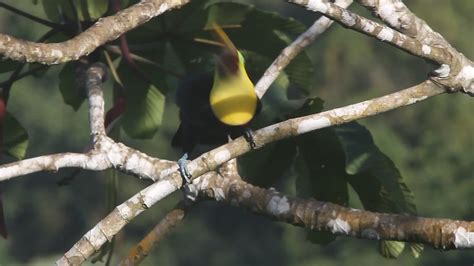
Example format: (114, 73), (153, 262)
(0, 0), (473, 265)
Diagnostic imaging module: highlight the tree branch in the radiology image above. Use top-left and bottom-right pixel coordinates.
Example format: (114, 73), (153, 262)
(353, 0), (474, 95)
(287, 0), (474, 95)
(0, 0), (190, 64)
(119, 201), (190, 266)
(355, 0), (451, 47)
(193, 173), (474, 250)
(0, 63), (175, 182)
(255, 0), (353, 98)
(287, 0), (450, 64)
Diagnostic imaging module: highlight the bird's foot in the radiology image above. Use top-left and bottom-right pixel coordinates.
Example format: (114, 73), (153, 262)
(178, 153), (199, 201)
(244, 129), (257, 149)
(178, 153), (192, 184)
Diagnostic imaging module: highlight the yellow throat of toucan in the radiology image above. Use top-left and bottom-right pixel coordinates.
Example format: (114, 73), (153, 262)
(209, 25), (257, 126)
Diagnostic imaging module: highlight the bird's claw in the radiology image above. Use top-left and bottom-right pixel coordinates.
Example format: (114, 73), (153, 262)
(178, 153), (192, 184)
(244, 129), (257, 149)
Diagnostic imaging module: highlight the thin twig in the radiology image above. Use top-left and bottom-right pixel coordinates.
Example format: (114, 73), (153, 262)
(119, 201), (190, 265)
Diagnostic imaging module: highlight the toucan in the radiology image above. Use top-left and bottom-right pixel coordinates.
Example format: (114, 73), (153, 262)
(172, 24), (260, 181)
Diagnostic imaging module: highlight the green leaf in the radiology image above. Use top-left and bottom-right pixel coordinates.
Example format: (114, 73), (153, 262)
(59, 62), (86, 110)
(409, 243), (424, 258)
(39, 0), (108, 22)
(379, 240), (405, 259)
(3, 112), (29, 160)
(85, 0), (109, 20)
(334, 122), (417, 214)
(118, 63), (166, 139)
(294, 128), (349, 205)
(334, 122), (418, 258)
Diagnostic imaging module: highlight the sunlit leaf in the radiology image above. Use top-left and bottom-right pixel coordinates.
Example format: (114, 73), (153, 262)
(379, 241), (405, 259)
(118, 63), (166, 139)
(409, 243), (424, 258)
(85, 0), (108, 20)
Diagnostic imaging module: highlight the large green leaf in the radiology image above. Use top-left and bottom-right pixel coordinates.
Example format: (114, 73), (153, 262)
(59, 62), (86, 110)
(334, 122), (421, 258)
(3, 112), (29, 160)
(118, 63), (165, 139)
(334, 122), (417, 214)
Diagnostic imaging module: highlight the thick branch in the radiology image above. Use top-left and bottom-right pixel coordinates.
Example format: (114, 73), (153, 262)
(255, 0), (353, 98)
(287, 0), (451, 65)
(288, 0), (474, 94)
(353, 0), (474, 95)
(194, 174), (474, 250)
(0, 0), (189, 64)
(355, 0), (451, 47)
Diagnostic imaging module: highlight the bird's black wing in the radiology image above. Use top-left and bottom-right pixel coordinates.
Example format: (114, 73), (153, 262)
(173, 72), (229, 154)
